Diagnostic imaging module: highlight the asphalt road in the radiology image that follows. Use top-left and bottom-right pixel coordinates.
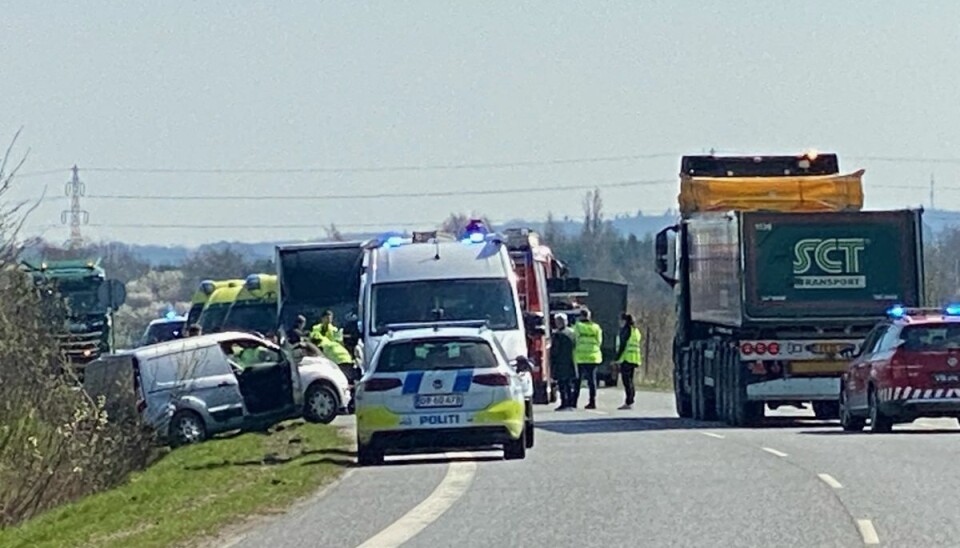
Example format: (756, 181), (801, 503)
(227, 387), (960, 548)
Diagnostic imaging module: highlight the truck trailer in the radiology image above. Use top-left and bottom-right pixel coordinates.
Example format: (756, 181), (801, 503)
(655, 153), (924, 425)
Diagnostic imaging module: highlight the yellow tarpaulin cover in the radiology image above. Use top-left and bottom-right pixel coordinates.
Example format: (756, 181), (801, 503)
(678, 169), (864, 215)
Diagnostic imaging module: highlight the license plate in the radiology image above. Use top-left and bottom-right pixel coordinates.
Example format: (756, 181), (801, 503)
(933, 373), (960, 384)
(415, 394), (463, 408)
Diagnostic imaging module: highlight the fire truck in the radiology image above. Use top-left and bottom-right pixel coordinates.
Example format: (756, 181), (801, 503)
(502, 226), (565, 405)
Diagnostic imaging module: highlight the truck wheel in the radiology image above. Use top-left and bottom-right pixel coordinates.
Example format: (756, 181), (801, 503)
(713, 345), (727, 422)
(674, 354), (693, 418)
(731, 357), (762, 427)
(812, 401), (840, 421)
(701, 346), (718, 422)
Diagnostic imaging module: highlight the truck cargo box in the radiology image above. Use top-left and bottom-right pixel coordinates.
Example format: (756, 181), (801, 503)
(678, 170), (865, 216)
(687, 209), (922, 325)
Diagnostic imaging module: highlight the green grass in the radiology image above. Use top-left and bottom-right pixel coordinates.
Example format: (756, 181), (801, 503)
(0, 421), (350, 548)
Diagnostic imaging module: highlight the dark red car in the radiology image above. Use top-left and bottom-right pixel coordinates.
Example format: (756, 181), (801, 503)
(840, 305), (960, 433)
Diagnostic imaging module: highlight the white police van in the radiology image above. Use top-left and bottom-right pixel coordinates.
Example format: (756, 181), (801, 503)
(355, 226), (535, 420)
(354, 325), (530, 465)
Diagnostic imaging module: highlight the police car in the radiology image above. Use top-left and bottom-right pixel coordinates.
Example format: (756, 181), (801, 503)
(354, 325), (531, 465)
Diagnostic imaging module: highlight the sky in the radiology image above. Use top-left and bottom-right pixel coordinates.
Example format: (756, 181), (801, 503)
(4, 1), (960, 246)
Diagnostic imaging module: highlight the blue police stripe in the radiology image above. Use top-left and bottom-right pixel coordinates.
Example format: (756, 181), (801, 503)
(452, 370), (473, 393)
(403, 372), (424, 394)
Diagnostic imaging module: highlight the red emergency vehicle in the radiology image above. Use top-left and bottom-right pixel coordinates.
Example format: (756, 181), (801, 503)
(841, 304), (960, 433)
(502, 227), (563, 404)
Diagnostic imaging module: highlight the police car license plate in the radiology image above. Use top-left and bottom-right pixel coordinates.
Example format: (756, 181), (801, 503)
(415, 394), (463, 408)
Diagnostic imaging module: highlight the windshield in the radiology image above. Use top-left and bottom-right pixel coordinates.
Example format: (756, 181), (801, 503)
(223, 302), (277, 335)
(371, 279), (518, 335)
(901, 325), (960, 351)
(56, 279), (105, 316)
(199, 303), (231, 334)
(142, 321), (185, 346)
(376, 338), (498, 372)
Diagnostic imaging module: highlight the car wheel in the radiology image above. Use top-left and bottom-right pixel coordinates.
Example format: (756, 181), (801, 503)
(868, 388), (893, 433)
(170, 410), (206, 447)
(504, 431), (526, 460)
(357, 440), (384, 466)
(304, 383), (339, 424)
(839, 388), (865, 432)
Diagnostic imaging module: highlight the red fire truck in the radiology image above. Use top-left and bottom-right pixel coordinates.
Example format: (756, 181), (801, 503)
(503, 227), (565, 405)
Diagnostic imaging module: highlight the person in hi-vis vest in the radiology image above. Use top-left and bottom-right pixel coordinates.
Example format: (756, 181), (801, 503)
(614, 313), (643, 410)
(573, 308), (603, 409)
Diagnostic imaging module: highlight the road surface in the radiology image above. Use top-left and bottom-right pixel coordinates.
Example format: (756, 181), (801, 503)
(227, 388), (960, 547)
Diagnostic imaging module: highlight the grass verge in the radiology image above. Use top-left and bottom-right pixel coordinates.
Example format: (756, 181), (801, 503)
(0, 420), (350, 548)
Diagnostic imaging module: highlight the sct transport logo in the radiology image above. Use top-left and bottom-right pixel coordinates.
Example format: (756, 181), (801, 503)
(792, 238), (867, 289)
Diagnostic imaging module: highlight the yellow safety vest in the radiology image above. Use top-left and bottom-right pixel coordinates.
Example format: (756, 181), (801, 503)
(617, 327), (642, 365)
(574, 321), (603, 364)
(312, 323), (343, 344)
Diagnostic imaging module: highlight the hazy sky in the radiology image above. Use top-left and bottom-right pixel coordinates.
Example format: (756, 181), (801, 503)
(4, 1), (960, 246)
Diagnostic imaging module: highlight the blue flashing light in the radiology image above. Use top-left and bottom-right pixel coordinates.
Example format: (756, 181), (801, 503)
(886, 304), (906, 318)
(945, 304), (960, 316)
(468, 232), (485, 243)
(384, 236), (405, 248)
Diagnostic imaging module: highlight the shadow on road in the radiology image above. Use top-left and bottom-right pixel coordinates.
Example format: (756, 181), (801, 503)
(800, 428), (960, 436)
(536, 415), (840, 435)
(184, 447), (358, 471)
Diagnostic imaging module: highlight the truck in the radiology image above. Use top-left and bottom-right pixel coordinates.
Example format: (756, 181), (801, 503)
(503, 227), (562, 404)
(22, 259), (124, 370)
(275, 241), (365, 357)
(549, 278), (629, 387)
(655, 153), (924, 425)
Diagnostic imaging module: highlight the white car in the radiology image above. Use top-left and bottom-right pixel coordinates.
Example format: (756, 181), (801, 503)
(354, 326), (531, 465)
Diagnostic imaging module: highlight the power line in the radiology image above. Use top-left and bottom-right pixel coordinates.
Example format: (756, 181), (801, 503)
(85, 178), (675, 201)
(850, 155), (960, 165)
(87, 221), (463, 230)
(80, 152), (678, 175)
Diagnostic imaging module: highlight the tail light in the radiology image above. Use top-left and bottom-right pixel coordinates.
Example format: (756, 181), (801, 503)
(767, 342), (780, 355)
(473, 373), (510, 386)
(755, 342), (767, 354)
(361, 377), (403, 392)
(741, 342), (754, 355)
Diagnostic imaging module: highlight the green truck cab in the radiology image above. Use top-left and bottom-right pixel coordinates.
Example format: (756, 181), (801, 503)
(21, 259), (125, 369)
(221, 274), (279, 335)
(655, 153), (924, 426)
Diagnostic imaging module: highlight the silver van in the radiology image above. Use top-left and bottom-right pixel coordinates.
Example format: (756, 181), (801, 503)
(84, 331), (351, 446)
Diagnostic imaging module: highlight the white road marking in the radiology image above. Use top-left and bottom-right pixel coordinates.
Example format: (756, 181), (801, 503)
(356, 454), (477, 548)
(701, 432), (725, 439)
(857, 519), (880, 545)
(761, 447), (788, 458)
(585, 409), (608, 415)
(817, 473), (843, 489)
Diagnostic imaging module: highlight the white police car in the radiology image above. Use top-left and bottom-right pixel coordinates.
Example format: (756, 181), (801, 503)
(354, 326), (531, 465)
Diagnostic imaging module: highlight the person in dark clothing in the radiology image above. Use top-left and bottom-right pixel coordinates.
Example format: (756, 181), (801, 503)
(287, 315), (307, 345)
(614, 313), (643, 410)
(550, 313), (578, 411)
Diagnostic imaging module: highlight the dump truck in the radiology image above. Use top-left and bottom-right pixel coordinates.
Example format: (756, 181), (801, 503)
(22, 259), (125, 370)
(655, 153), (924, 425)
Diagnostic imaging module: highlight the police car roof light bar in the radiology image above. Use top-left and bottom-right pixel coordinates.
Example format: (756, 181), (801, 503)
(384, 319), (490, 334)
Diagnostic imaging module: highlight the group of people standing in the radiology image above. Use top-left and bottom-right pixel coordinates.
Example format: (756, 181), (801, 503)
(549, 309), (643, 411)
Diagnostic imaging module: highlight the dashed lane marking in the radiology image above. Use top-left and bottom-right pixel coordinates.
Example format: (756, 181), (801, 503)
(857, 519), (880, 545)
(761, 447), (788, 458)
(355, 453), (477, 548)
(701, 432), (726, 439)
(585, 409), (608, 416)
(817, 473), (843, 489)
